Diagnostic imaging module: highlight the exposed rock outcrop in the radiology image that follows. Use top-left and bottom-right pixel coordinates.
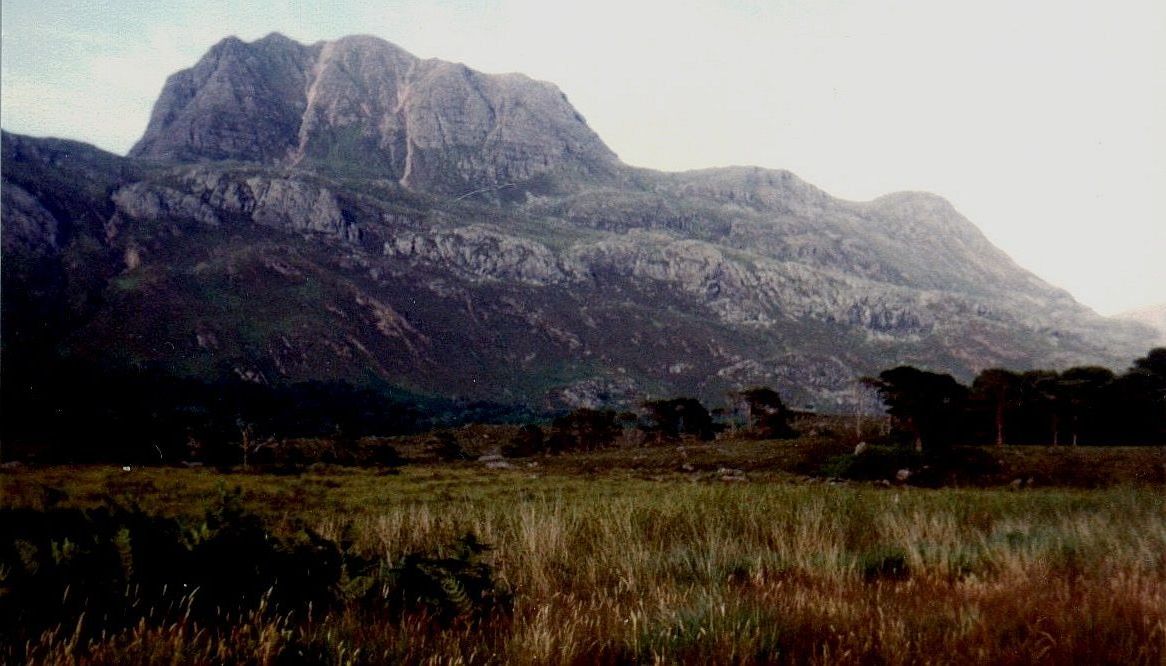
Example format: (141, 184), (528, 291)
(130, 33), (619, 195)
(112, 170), (355, 240)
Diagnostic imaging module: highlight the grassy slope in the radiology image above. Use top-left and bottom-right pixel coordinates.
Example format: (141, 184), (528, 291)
(4, 441), (1165, 664)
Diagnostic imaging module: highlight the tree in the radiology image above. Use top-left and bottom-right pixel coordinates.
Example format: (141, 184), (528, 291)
(1019, 370), (1061, 445)
(501, 424), (545, 458)
(1056, 366), (1115, 445)
(1109, 348), (1166, 443)
(547, 409), (620, 452)
(971, 369), (1022, 447)
(867, 366), (968, 452)
(641, 398), (715, 441)
(735, 387), (796, 439)
(426, 431), (468, 461)
(1133, 347), (1166, 379)
(849, 380), (883, 441)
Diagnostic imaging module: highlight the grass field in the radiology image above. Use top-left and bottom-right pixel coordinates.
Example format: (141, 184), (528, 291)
(2, 437), (1165, 664)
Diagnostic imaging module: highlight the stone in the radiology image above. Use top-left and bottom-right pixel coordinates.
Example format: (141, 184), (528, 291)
(130, 33), (619, 196)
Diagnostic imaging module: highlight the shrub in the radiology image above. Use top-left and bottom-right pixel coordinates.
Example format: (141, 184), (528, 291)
(735, 387), (797, 439)
(859, 546), (911, 581)
(364, 441), (406, 467)
(380, 533), (512, 625)
(641, 398), (717, 441)
(502, 424), (545, 458)
(547, 408), (620, 452)
(823, 445), (1002, 486)
(0, 490), (507, 660)
(822, 445), (924, 481)
(425, 431), (468, 461)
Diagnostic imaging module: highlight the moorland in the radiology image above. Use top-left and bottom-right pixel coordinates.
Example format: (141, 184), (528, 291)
(3, 420), (1164, 665)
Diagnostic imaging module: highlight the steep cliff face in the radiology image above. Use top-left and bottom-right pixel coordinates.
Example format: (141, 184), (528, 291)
(130, 33), (619, 195)
(2, 33), (1156, 410)
(130, 34), (314, 164)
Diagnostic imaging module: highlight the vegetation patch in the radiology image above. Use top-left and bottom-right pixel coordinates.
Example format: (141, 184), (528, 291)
(0, 487), (510, 663)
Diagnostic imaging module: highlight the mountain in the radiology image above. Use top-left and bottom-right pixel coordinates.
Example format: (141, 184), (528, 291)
(129, 33), (619, 195)
(1, 33), (1155, 411)
(1114, 304), (1166, 345)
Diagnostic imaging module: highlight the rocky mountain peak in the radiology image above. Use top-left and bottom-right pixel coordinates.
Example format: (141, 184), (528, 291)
(130, 34), (619, 196)
(4, 34), (1155, 410)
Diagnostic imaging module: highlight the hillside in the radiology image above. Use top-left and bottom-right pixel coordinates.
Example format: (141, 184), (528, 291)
(0, 33), (1154, 410)
(1115, 303), (1166, 345)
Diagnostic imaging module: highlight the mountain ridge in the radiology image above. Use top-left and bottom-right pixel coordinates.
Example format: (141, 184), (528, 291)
(1115, 303), (1166, 345)
(130, 32), (620, 196)
(1, 33), (1156, 410)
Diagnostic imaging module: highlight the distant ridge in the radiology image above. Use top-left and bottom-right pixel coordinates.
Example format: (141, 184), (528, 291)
(1115, 303), (1166, 345)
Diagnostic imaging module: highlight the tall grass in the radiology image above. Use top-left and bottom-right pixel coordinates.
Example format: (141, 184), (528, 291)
(4, 467), (1165, 664)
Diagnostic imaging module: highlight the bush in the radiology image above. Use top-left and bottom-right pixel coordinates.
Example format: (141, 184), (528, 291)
(426, 431), (468, 461)
(641, 398), (717, 441)
(823, 445), (1002, 486)
(822, 445), (924, 481)
(859, 546), (911, 581)
(502, 424), (545, 458)
(0, 490), (508, 660)
(381, 533), (512, 625)
(364, 441), (406, 467)
(547, 409), (620, 452)
(0, 489), (339, 643)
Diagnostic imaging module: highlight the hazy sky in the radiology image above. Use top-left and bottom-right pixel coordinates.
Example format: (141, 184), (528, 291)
(3, 0), (1163, 315)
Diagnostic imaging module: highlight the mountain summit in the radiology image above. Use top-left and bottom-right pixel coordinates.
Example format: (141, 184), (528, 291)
(1, 34), (1154, 409)
(130, 33), (619, 195)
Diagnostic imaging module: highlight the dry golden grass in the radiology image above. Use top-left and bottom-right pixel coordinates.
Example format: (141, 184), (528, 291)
(3, 452), (1165, 664)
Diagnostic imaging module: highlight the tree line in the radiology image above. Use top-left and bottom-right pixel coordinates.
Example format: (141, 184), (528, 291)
(0, 357), (535, 464)
(868, 348), (1166, 450)
(3, 348), (1161, 465)
(494, 388), (799, 458)
(510, 348), (1166, 457)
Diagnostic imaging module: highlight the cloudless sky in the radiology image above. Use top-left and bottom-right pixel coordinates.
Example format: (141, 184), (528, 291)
(2, 0), (1163, 315)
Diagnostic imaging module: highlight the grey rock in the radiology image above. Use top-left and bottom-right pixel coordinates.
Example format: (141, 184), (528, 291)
(1, 183), (59, 255)
(385, 225), (569, 285)
(112, 183), (223, 226)
(113, 170), (355, 240)
(131, 33), (619, 195)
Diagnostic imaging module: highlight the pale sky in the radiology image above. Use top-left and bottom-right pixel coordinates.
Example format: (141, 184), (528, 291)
(2, 0), (1163, 315)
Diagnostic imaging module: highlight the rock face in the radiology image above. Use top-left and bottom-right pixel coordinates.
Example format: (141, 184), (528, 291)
(130, 33), (619, 195)
(1, 34), (1157, 410)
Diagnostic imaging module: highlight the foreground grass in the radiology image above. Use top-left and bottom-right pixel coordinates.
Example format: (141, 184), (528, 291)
(3, 459), (1165, 664)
